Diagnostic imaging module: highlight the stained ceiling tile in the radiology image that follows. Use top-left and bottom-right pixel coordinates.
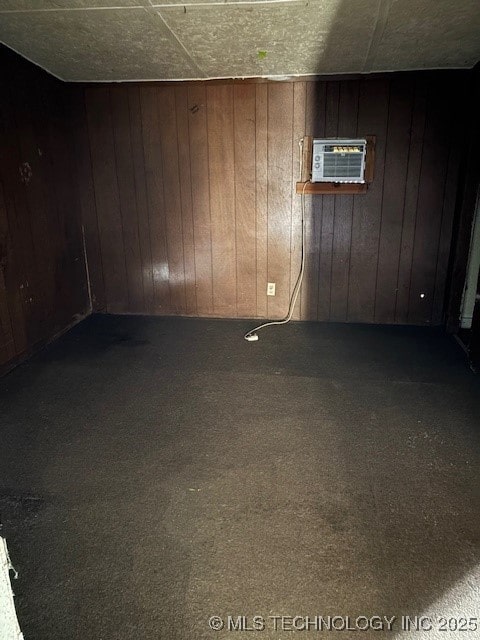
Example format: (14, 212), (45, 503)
(159, 1), (379, 78)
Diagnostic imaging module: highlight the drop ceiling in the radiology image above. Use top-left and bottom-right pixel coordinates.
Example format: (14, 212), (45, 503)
(0, 0), (479, 82)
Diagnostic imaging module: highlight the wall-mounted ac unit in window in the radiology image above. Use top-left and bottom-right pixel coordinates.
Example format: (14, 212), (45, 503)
(312, 139), (367, 183)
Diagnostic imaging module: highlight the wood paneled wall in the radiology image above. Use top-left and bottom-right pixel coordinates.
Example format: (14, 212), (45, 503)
(0, 48), (89, 371)
(0, 46), (475, 375)
(78, 71), (472, 325)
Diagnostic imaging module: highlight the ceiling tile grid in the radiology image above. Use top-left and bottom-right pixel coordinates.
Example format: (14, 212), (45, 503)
(0, 0), (479, 81)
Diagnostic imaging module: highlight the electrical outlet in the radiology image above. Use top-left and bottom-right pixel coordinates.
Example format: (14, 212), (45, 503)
(267, 282), (276, 296)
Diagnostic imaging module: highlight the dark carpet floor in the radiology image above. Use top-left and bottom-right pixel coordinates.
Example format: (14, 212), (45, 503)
(0, 315), (479, 639)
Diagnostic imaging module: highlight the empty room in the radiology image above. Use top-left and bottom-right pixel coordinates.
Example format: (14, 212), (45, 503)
(0, 1), (479, 638)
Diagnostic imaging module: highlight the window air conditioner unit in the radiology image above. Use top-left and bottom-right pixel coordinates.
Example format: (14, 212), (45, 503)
(312, 138), (367, 183)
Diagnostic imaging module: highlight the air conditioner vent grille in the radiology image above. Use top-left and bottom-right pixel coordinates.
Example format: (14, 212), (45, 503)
(323, 153), (364, 178)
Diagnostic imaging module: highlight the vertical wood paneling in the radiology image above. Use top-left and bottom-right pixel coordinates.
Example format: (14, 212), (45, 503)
(330, 80), (358, 321)
(291, 82), (307, 321)
(234, 84), (256, 318)
(140, 87), (171, 314)
(207, 85), (236, 316)
(71, 90), (105, 312)
(188, 84), (213, 316)
(175, 85), (197, 316)
(128, 86), (154, 314)
(301, 81), (324, 321)
(431, 76), (468, 325)
(44, 85), (87, 328)
(0, 98), (29, 356)
(0, 181), (15, 365)
(317, 82), (339, 320)
(408, 78), (452, 324)
(445, 76), (480, 332)
(0, 48), (88, 372)
(348, 79), (390, 322)
(9, 76), (50, 342)
(110, 85), (144, 313)
(86, 87), (128, 314)
(267, 83), (294, 319)
(395, 78), (427, 324)
(20, 76), (58, 339)
(255, 84), (268, 319)
(375, 77), (414, 323)
(78, 72), (471, 328)
(157, 87), (186, 315)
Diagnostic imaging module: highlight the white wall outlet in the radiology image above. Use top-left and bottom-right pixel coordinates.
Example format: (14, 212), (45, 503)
(267, 282), (276, 296)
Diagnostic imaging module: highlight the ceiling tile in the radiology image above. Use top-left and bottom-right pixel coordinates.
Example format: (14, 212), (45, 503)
(159, 1), (378, 78)
(150, 0), (296, 3)
(370, 0), (480, 71)
(0, 1), (143, 9)
(0, 8), (201, 80)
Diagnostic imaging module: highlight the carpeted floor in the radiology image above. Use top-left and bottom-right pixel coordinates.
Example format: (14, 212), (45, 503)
(0, 315), (479, 639)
